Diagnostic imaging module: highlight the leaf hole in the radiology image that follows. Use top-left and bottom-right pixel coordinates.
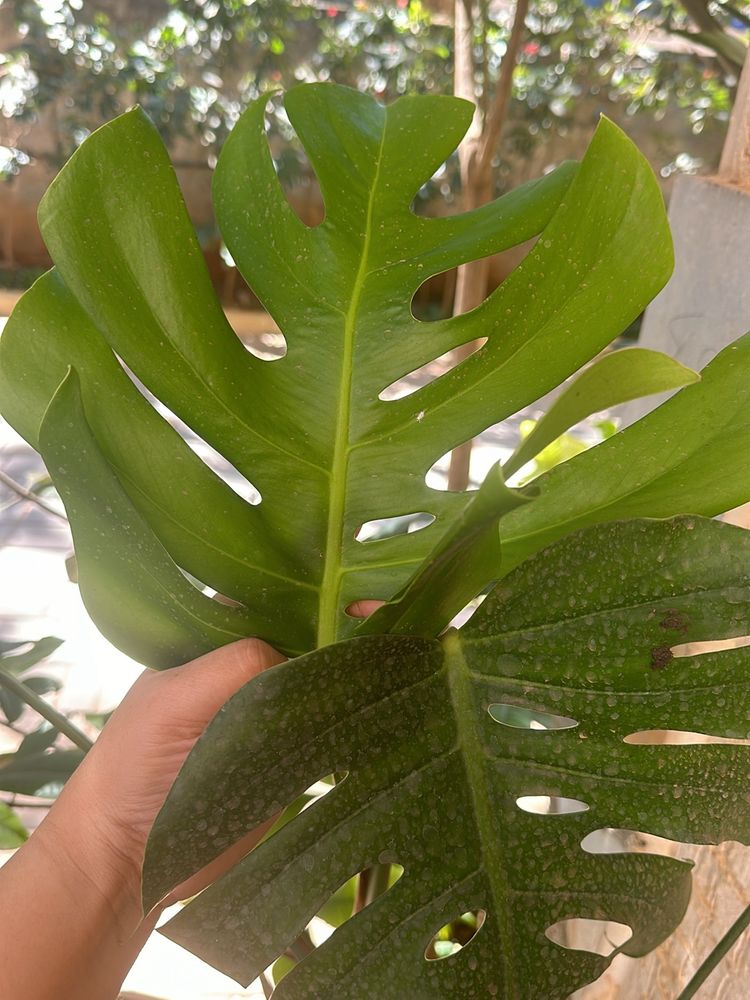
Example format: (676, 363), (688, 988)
(153, 400), (262, 506)
(344, 600), (386, 620)
(624, 729), (750, 746)
(424, 909), (486, 961)
(259, 773), (345, 850)
(119, 362), (262, 506)
(355, 512), (435, 543)
(545, 918), (632, 957)
(409, 239), (533, 324)
(270, 860), (404, 987)
(488, 704), (578, 731)
(671, 635), (750, 658)
(581, 828), (686, 858)
(284, 774), (348, 838)
(378, 338), (486, 401)
(425, 427), (514, 492)
(516, 795), (589, 815)
(242, 328), (288, 362)
(175, 566), (246, 608)
(449, 591), (490, 630)
(411, 266), (460, 322)
(271, 100), (325, 227)
(314, 862), (406, 937)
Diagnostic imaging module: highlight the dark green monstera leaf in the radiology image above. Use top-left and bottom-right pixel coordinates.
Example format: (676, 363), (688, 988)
(0, 83), (704, 664)
(144, 516), (750, 998)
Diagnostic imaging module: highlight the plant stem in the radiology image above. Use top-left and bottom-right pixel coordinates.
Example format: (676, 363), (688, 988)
(259, 970), (274, 999)
(0, 670), (93, 752)
(363, 862), (392, 909)
(676, 903), (750, 1000)
(0, 797), (51, 810)
(287, 929), (315, 963)
(0, 468), (68, 522)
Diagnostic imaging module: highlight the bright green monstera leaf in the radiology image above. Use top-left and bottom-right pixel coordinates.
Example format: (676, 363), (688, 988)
(143, 516), (750, 998)
(501, 347), (699, 479)
(0, 82), (695, 663)
(497, 332), (750, 574)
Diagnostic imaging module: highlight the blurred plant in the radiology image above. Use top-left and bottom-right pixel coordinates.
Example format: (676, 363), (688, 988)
(514, 416), (616, 481)
(0, 635), (90, 841)
(2, 0), (748, 188)
(1, 0), (451, 180)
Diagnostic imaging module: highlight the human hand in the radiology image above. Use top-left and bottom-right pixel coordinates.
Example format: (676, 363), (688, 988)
(1, 605), (384, 1000)
(43, 637), (286, 922)
(64, 605), (383, 909)
(0, 638), (283, 1000)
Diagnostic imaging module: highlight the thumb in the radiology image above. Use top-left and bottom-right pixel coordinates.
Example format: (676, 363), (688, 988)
(158, 637), (287, 729)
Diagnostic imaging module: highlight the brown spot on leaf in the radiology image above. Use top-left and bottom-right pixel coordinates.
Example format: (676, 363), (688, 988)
(650, 645), (673, 670)
(660, 609), (689, 634)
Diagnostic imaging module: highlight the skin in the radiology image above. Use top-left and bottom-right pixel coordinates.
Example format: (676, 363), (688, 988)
(0, 601), (382, 1000)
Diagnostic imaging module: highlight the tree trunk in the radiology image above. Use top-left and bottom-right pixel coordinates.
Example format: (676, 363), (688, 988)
(447, 0), (530, 490)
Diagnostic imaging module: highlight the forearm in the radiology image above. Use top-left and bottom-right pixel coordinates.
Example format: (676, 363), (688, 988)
(0, 790), (152, 1000)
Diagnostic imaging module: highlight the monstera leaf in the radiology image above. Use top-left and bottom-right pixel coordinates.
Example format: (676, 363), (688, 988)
(144, 516), (750, 997)
(0, 82), (707, 664)
(2, 80), (750, 999)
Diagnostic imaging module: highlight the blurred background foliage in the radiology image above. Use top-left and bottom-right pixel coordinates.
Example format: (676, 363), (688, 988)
(0, 0), (748, 290)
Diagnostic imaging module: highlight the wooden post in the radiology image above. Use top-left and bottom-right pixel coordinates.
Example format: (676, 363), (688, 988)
(718, 46), (750, 186)
(623, 44), (750, 414)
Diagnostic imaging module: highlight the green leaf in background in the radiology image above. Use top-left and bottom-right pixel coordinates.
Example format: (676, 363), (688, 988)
(516, 422), (590, 479)
(144, 516), (750, 999)
(0, 637), (63, 725)
(498, 333), (750, 573)
(502, 347), (699, 479)
(0, 802), (27, 849)
(17, 724), (59, 757)
(271, 953), (297, 988)
(0, 688), (24, 725)
(0, 637), (63, 677)
(0, 749), (84, 796)
(0, 83), (674, 664)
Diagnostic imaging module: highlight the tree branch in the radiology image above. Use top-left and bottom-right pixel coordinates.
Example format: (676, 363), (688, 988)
(477, 0), (530, 173)
(0, 670), (92, 753)
(0, 468), (68, 522)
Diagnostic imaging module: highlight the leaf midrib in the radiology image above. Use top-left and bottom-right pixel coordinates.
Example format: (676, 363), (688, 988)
(443, 630), (516, 998)
(316, 116), (389, 646)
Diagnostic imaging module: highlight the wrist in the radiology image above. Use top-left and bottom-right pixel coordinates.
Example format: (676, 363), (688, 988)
(36, 764), (147, 935)
(0, 803), (155, 1000)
